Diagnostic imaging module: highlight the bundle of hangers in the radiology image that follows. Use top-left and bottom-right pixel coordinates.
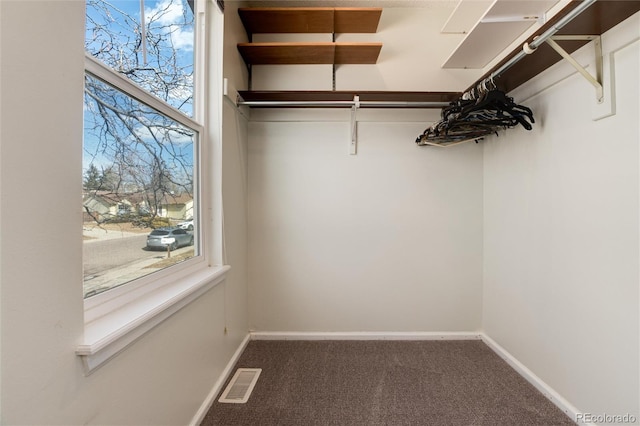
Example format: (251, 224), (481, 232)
(416, 79), (535, 147)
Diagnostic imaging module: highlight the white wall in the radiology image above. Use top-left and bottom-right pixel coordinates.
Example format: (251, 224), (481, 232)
(220, 2), (251, 343)
(247, 109), (483, 332)
(0, 1), (249, 424)
(483, 12), (639, 420)
(221, 98), (250, 339)
(222, 1), (250, 98)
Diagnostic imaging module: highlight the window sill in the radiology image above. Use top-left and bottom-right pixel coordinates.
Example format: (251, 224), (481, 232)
(76, 265), (230, 374)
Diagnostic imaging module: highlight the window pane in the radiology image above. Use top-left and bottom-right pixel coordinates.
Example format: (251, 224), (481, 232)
(85, 0), (194, 116)
(83, 73), (198, 298)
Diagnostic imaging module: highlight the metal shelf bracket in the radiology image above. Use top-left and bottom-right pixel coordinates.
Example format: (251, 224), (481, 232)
(350, 95), (360, 155)
(545, 35), (604, 103)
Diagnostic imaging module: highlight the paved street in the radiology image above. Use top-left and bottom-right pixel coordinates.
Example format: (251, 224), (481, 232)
(83, 234), (159, 279)
(82, 227), (194, 297)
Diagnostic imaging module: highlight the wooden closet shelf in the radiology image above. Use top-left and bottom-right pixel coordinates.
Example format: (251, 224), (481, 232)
(335, 43), (382, 64)
(237, 91), (462, 107)
(238, 7), (382, 35)
(334, 8), (383, 33)
(237, 42), (383, 65)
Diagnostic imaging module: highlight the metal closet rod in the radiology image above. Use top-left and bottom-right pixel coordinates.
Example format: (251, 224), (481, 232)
(473, 0), (597, 91)
(237, 100), (452, 108)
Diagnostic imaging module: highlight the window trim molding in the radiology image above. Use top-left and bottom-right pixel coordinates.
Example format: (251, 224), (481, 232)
(77, 265), (230, 374)
(84, 54), (202, 131)
(78, 0), (227, 374)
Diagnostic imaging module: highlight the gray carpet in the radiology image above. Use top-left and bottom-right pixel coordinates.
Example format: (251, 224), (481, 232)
(201, 340), (575, 425)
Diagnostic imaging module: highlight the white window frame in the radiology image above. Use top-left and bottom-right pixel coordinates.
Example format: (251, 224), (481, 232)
(77, 0), (228, 374)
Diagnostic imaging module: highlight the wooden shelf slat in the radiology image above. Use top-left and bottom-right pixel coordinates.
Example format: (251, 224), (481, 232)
(237, 42), (335, 65)
(238, 7), (382, 35)
(334, 8), (383, 33)
(237, 42), (382, 65)
(238, 8), (334, 34)
(335, 43), (382, 64)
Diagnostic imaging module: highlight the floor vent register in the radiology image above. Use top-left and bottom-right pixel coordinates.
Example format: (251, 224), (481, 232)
(218, 368), (262, 404)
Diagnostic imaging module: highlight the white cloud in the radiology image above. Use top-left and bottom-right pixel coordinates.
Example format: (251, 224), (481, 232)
(170, 27), (194, 50)
(150, 0), (183, 25)
(145, 0), (194, 51)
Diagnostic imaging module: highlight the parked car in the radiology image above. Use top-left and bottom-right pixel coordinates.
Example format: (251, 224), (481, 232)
(177, 219), (194, 231)
(146, 227), (194, 251)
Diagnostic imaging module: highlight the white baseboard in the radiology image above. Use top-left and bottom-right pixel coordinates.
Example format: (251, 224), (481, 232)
(249, 331), (482, 340)
(189, 333), (251, 426)
(480, 333), (584, 425)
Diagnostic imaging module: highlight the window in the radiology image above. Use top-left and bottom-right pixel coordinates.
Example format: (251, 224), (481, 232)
(83, 0), (200, 298)
(78, 0), (226, 374)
